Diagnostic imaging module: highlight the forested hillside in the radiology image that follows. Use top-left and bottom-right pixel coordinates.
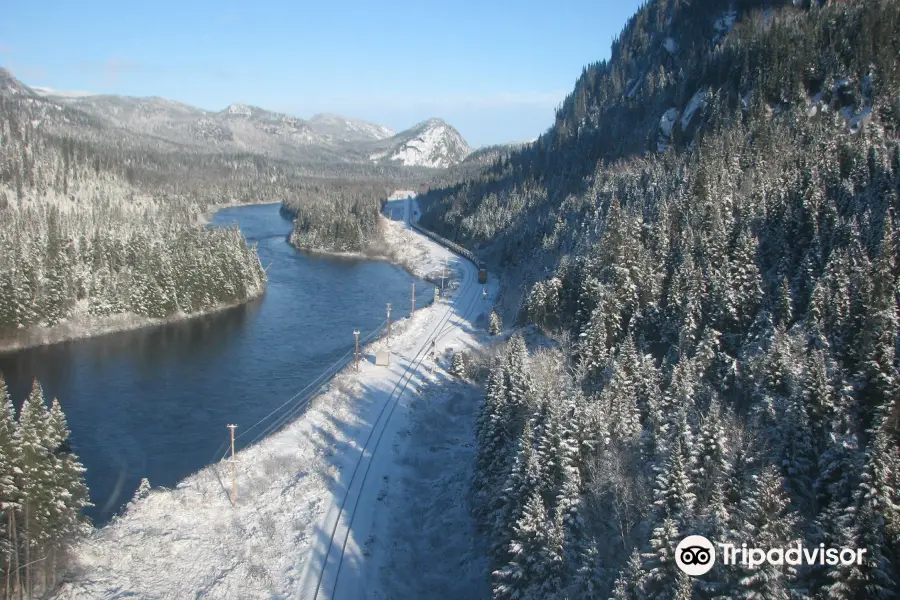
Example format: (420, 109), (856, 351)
(0, 95), (267, 339)
(421, 1), (900, 598)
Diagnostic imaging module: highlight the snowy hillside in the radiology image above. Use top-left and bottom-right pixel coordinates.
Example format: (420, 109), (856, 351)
(308, 113), (395, 143)
(369, 119), (470, 168)
(0, 67), (37, 97)
(7, 69), (465, 171)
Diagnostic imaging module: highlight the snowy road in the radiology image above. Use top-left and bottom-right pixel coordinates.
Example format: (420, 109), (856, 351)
(296, 197), (482, 599)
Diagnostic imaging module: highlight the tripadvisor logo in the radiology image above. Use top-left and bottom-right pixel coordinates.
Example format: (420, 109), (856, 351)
(675, 535), (868, 577)
(675, 535), (716, 576)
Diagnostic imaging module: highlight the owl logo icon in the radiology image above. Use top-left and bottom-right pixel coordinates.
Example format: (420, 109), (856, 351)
(675, 535), (716, 576)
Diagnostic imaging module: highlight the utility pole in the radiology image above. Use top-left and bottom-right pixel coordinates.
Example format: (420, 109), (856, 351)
(440, 260), (445, 293)
(386, 303), (392, 348)
(411, 283), (415, 316)
(227, 424), (237, 506)
(353, 330), (360, 372)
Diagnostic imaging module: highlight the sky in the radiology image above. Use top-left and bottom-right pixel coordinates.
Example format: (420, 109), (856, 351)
(1, 0), (645, 147)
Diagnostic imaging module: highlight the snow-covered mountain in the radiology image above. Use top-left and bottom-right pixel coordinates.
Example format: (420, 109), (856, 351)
(0, 67), (37, 98)
(5, 69), (467, 169)
(308, 113), (395, 143)
(31, 85), (96, 98)
(368, 119), (471, 168)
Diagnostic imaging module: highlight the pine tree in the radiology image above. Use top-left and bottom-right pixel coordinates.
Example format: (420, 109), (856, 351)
(610, 548), (648, 600)
(642, 517), (682, 600)
(451, 351), (467, 378)
(126, 478), (151, 513)
(490, 311), (503, 335)
(693, 394), (730, 509)
(731, 466), (799, 600)
(0, 374), (19, 507)
(504, 335), (533, 431)
(824, 426), (899, 599)
(653, 437), (697, 527)
(854, 216), (898, 427)
(729, 228), (763, 331)
(15, 379), (55, 593)
(46, 398), (90, 536)
(492, 489), (564, 600)
(774, 277), (792, 329)
(475, 358), (510, 510)
(0, 374), (21, 584)
(491, 422), (540, 561)
(777, 390), (815, 513)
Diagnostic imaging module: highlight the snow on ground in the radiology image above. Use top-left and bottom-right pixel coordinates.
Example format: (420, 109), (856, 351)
(681, 88), (709, 130)
(295, 198), (492, 599)
(369, 320), (492, 600)
(53, 196), (492, 599)
(663, 37), (677, 54)
(657, 107), (679, 152)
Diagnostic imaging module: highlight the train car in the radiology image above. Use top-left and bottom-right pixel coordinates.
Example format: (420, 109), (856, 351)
(478, 263), (488, 284)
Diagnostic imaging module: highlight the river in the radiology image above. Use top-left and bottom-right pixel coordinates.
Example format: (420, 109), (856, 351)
(0, 203), (434, 526)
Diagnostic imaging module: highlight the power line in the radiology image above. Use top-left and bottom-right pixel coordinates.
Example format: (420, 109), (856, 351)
(231, 320), (385, 446)
(240, 321), (387, 450)
(318, 263), (483, 599)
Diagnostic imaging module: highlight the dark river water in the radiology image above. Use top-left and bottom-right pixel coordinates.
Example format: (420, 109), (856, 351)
(0, 203), (433, 526)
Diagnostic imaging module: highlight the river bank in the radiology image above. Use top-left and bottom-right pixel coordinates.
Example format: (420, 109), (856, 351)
(0, 286), (266, 354)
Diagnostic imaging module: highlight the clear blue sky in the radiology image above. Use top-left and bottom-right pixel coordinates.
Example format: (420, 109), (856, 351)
(1, 0), (644, 147)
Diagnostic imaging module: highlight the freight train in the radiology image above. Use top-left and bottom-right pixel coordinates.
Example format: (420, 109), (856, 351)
(409, 221), (487, 283)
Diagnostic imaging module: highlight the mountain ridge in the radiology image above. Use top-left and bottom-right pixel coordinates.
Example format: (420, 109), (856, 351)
(9, 69), (470, 168)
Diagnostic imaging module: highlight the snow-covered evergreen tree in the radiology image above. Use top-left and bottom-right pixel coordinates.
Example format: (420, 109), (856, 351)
(490, 310), (503, 336)
(493, 489), (564, 600)
(451, 351), (467, 378)
(730, 466), (799, 600)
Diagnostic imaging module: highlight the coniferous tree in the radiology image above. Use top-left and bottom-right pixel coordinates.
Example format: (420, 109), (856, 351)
(490, 311), (503, 336)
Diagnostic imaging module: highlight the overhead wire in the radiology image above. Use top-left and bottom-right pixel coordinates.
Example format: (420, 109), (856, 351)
(207, 319), (386, 465)
(320, 261), (483, 598)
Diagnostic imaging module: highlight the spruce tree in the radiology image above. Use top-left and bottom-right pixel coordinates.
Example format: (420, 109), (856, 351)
(0, 374), (21, 583)
(46, 397), (90, 541)
(731, 466), (799, 600)
(15, 379), (55, 592)
(610, 548), (648, 600)
(492, 489), (563, 600)
(489, 311), (503, 335)
(642, 517), (682, 600)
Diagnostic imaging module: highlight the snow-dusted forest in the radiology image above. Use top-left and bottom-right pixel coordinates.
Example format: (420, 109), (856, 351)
(422, 1), (900, 598)
(282, 180), (395, 253)
(0, 376), (89, 599)
(0, 85), (269, 339)
(0, 201), (266, 332)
